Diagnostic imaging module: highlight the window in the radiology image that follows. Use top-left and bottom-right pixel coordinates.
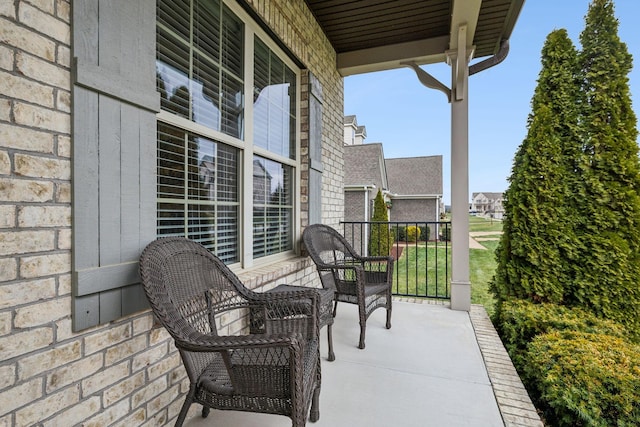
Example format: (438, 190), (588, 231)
(253, 37), (296, 159)
(157, 125), (240, 263)
(252, 35), (297, 258)
(156, 0), (299, 265)
(253, 156), (293, 258)
(157, 0), (244, 138)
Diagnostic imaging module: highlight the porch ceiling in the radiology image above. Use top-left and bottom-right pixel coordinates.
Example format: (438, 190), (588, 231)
(304, 0), (525, 76)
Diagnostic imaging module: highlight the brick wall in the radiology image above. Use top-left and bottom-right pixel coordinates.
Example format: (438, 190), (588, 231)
(344, 191), (367, 254)
(344, 191), (366, 223)
(0, 0), (341, 425)
(390, 199), (439, 240)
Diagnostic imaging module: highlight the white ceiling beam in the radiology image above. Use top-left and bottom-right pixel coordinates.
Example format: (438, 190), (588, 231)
(449, 0), (482, 54)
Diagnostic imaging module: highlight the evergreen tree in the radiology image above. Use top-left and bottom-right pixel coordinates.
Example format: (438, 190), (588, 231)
(492, 30), (582, 306)
(574, 0), (640, 332)
(369, 189), (392, 256)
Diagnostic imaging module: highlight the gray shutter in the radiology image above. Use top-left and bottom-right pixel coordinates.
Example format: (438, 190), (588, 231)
(308, 73), (323, 225)
(72, 0), (159, 331)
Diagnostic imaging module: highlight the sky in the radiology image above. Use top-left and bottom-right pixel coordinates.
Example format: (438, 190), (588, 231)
(343, 0), (640, 205)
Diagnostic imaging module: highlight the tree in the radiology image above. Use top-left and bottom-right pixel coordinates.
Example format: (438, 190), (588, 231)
(573, 0), (640, 332)
(492, 29), (582, 306)
(369, 189), (392, 256)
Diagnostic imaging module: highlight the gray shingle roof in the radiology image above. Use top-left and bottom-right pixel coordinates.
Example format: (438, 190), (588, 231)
(344, 115), (357, 126)
(472, 192), (503, 200)
(343, 143), (387, 190)
(385, 156), (442, 195)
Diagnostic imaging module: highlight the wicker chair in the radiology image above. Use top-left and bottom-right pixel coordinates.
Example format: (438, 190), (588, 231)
(302, 224), (393, 350)
(139, 237), (321, 427)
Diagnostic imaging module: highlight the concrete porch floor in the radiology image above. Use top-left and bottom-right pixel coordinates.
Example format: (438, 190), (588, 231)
(183, 300), (542, 427)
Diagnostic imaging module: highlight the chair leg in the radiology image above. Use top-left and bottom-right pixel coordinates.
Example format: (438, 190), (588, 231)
(358, 302), (367, 349)
(326, 324), (335, 361)
(309, 385), (321, 422)
(202, 405), (210, 418)
(332, 300), (339, 317)
(386, 306), (392, 329)
(358, 324), (366, 349)
(175, 384), (196, 427)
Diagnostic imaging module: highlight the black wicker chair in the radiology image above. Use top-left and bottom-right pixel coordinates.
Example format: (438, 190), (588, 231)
(302, 224), (393, 350)
(139, 237), (321, 427)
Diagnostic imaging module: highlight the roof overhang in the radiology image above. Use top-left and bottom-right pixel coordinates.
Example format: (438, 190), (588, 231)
(304, 0), (525, 76)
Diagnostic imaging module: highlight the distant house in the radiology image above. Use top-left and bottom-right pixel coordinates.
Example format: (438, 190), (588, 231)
(343, 116), (443, 248)
(386, 156), (443, 236)
(344, 114), (367, 146)
(344, 143), (388, 216)
(343, 142), (389, 253)
(471, 192), (504, 219)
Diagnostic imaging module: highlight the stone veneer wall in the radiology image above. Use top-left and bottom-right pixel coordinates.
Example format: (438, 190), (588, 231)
(0, 0), (343, 425)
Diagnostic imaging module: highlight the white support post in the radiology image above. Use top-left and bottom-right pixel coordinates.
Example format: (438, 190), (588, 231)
(448, 26), (471, 311)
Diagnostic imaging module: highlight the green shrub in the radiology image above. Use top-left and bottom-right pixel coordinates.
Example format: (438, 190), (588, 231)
(391, 226), (406, 241)
(440, 226), (451, 241)
(406, 226), (420, 242)
(495, 299), (626, 369)
(525, 331), (640, 427)
(418, 225), (431, 241)
(369, 189), (393, 256)
(391, 225), (431, 242)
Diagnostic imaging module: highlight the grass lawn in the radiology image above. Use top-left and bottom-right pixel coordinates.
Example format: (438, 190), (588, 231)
(391, 216), (501, 315)
(392, 243), (450, 298)
(469, 215), (502, 315)
(470, 240), (499, 315)
(469, 215), (503, 233)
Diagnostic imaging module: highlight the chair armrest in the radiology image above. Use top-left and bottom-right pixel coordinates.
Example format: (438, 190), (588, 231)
(358, 255), (394, 265)
(176, 332), (306, 353)
(244, 286), (319, 311)
(314, 260), (364, 272)
(358, 255), (393, 262)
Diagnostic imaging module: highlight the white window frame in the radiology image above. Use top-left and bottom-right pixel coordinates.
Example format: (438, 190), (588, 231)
(156, 0), (301, 269)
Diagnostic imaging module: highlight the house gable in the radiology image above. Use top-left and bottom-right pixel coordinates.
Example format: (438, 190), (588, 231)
(344, 143), (388, 191)
(386, 155), (443, 197)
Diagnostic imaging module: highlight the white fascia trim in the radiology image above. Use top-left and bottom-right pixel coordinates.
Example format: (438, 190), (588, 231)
(391, 194), (442, 200)
(345, 184), (376, 191)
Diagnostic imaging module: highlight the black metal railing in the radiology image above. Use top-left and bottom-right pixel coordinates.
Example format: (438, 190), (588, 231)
(341, 221), (451, 300)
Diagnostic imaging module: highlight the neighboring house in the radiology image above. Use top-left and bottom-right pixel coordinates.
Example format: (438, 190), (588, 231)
(471, 192), (505, 219)
(343, 117), (443, 245)
(0, 1), (523, 424)
(343, 142), (389, 253)
(386, 155), (443, 237)
(343, 114), (367, 146)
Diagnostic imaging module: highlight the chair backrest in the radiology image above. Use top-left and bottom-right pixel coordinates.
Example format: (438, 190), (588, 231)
(302, 224), (362, 288)
(303, 224), (359, 264)
(139, 237), (250, 341)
